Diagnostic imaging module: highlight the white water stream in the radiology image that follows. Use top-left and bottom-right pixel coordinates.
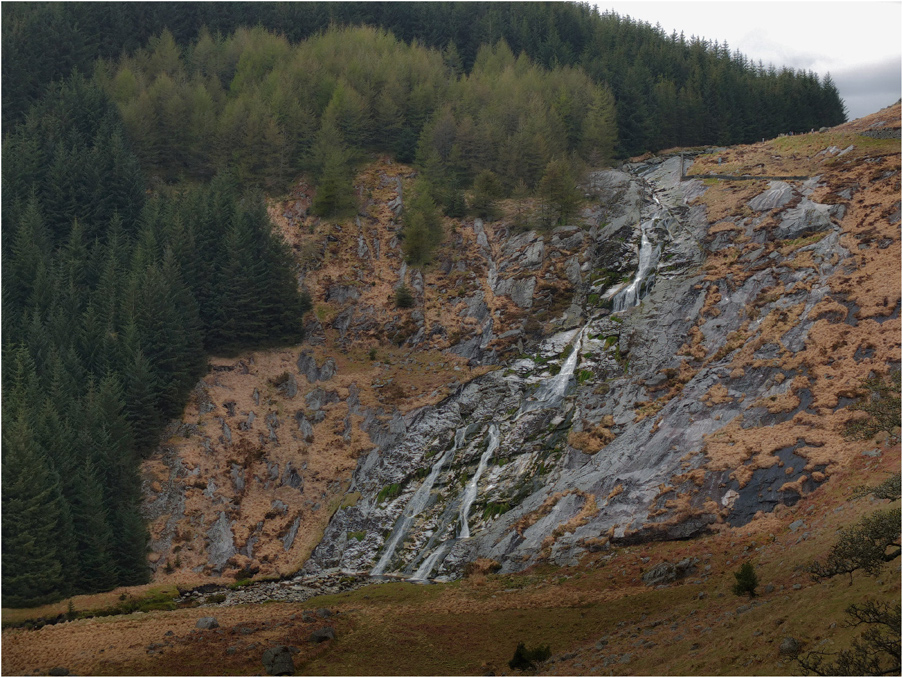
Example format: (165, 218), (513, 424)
(611, 219), (661, 312)
(520, 326), (587, 416)
(458, 424), (500, 539)
(408, 541), (451, 581)
(370, 428), (467, 576)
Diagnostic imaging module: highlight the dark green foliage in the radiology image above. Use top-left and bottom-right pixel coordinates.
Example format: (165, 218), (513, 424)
(795, 600), (901, 676)
(394, 285), (415, 309)
(1, 70), (309, 605)
(482, 502), (511, 519)
(3, 2), (846, 153)
(731, 561), (758, 598)
(509, 641), (552, 671)
(1, 410), (69, 606)
(842, 370), (901, 441)
(402, 181), (444, 266)
(537, 159), (582, 229)
(470, 170), (504, 221)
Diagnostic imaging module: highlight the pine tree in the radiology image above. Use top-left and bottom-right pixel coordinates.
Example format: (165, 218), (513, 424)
(537, 158), (581, 229)
(1, 406), (68, 606)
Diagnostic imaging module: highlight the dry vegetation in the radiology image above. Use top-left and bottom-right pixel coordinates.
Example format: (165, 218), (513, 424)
(3, 446), (897, 676)
(5, 106), (899, 677)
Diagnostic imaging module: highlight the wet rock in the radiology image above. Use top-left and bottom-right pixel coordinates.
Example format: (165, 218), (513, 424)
(774, 199), (835, 240)
(748, 182), (795, 211)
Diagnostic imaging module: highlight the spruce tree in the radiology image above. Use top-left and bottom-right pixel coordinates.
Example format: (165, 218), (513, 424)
(1, 410), (68, 606)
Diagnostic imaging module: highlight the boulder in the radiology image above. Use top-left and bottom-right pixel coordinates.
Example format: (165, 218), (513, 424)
(262, 645), (296, 676)
(641, 558), (698, 586)
(642, 562), (677, 586)
(196, 616), (219, 630)
(310, 626), (336, 643)
(48, 668), (69, 676)
(779, 637), (800, 656)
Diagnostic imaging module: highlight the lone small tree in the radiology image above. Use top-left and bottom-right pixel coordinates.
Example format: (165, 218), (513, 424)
(394, 284), (414, 308)
(732, 561), (758, 598)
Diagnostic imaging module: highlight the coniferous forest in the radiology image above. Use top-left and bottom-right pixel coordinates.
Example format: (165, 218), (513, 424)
(2, 2), (847, 607)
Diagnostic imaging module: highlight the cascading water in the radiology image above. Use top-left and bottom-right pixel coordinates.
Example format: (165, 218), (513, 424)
(458, 424), (500, 539)
(520, 326), (587, 415)
(408, 541), (451, 581)
(370, 427), (467, 576)
(611, 218), (661, 312)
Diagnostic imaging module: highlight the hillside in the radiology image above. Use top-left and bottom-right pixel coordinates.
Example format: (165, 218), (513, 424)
(3, 104), (899, 677)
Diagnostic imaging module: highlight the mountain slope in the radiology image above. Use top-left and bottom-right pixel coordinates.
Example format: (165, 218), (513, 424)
(3, 104), (898, 677)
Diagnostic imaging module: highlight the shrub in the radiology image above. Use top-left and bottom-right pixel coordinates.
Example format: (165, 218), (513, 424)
(509, 641), (552, 670)
(732, 561), (758, 597)
(843, 370), (901, 441)
(377, 483), (402, 504)
(463, 557), (502, 577)
(394, 285), (415, 308)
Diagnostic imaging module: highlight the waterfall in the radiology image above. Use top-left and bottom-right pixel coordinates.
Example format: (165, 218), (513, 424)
(408, 541), (451, 581)
(520, 326), (587, 415)
(370, 428), (467, 576)
(458, 424), (500, 539)
(611, 219), (661, 312)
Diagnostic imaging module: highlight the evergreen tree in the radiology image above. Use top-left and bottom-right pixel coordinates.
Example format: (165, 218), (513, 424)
(402, 180), (444, 266)
(1, 418), (69, 606)
(537, 158), (581, 229)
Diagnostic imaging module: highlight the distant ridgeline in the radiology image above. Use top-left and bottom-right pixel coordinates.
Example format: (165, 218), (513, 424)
(1, 1), (847, 607)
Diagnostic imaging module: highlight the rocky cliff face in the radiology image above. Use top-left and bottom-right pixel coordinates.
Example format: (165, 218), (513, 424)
(142, 107), (900, 586)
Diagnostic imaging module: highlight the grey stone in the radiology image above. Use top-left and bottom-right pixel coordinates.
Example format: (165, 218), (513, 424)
(310, 626), (336, 643)
(494, 276), (536, 308)
(206, 513), (236, 572)
(748, 182), (795, 212)
(779, 637), (800, 656)
(196, 617), (219, 630)
(262, 645), (296, 676)
(48, 669), (69, 676)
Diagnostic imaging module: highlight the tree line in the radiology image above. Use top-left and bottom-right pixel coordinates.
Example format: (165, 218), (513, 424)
(3, 1), (847, 151)
(1, 75), (309, 606)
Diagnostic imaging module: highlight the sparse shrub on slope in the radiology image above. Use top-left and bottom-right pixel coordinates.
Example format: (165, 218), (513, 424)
(509, 641), (551, 671)
(731, 561), (758, 598)
(842, 370), (901, 442)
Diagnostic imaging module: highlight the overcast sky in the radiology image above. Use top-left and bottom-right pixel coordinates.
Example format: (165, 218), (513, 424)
(600, 1), (902, 120)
